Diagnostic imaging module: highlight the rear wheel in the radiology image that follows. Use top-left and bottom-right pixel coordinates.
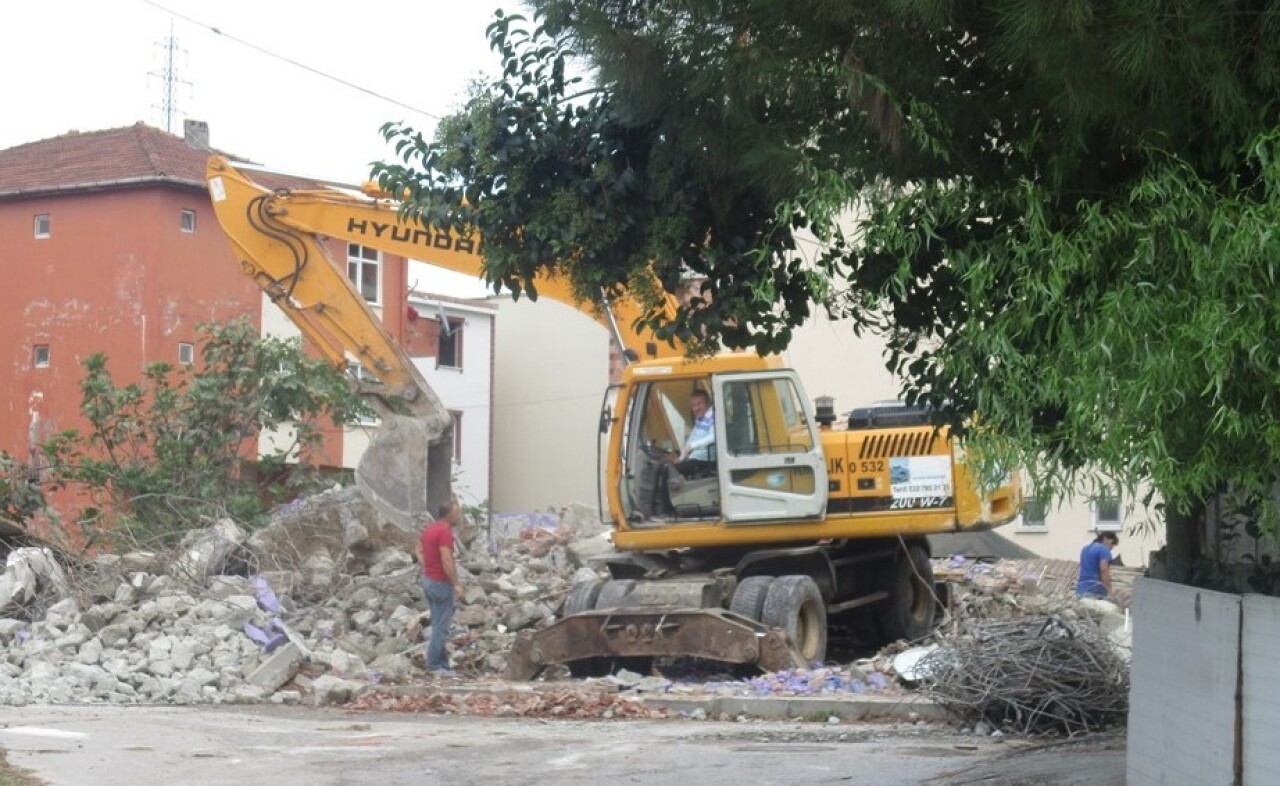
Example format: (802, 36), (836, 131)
(565, 580), (653, 678)
(564, 580), (607, 677)
(729, 576), (775, 621)
(761, 575), (828, 664)
(876, 542), (936, 643)
(564, 580), (604, 617)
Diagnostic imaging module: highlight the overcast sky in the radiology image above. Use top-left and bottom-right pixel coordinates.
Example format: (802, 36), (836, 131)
(1, 0), (514, 185)
(2, 0), (532, 296)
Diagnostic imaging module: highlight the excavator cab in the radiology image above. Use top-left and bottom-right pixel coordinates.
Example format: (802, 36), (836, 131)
(617, 365), (827, 526)
(622, 376), (719, 521)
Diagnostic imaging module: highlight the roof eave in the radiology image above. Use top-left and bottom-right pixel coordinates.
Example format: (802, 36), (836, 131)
(0, 175), (208, 202)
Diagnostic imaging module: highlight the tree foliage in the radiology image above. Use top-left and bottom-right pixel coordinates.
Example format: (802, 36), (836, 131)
(41, 320), (370, 548)
(375, 2), (1280, 554)
(0, 451), (45, 528)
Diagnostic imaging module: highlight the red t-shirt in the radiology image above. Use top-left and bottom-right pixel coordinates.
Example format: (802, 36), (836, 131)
(420, 521), (455, 582)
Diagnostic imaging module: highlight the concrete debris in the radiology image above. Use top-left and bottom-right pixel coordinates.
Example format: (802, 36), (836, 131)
(890, 646), (941, 684)
(348, 685), (667, 719)
(931, 555), (1134, 656)
(0, 489), (610, 707)
(0, 547), (71, 619)
(172, 519), (248, 583)
(0, 489), (1139, 724)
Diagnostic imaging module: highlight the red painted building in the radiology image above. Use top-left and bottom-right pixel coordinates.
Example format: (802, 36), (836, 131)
(0, 121), (417, 532)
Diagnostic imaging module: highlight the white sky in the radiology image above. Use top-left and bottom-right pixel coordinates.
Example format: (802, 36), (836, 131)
(1, 0), (527, 296)
(0, 0), (515, 185)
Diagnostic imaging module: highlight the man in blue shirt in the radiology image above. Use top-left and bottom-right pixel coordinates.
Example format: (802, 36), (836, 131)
(653, 390), (717, 517)
(1077, 532), (1120, 599)
(675, 390), (715, 477)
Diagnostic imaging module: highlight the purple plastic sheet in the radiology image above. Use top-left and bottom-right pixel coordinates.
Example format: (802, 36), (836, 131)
(252, 575), (282, 614)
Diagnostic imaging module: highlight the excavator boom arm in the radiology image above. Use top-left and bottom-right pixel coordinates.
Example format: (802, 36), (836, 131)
(207, 157), (445, 420)
(209, 157), (683, 364)
(205, 155), (683, 530)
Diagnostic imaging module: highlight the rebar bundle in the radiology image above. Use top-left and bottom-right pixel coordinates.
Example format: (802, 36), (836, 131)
(919, 616), (1129, 735)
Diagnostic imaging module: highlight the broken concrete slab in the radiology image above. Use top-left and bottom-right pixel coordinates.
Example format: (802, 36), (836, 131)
(245, 642), (304, 693)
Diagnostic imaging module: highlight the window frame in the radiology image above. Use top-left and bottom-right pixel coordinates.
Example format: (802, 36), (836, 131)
(178, 342), (195, 366)
(1093, 490), (1123, 532)
(437, 316), (464, 370)
(33, 214), (51, 239)
(346, 243), (381, 304)
(33, 344), (50, 368)
(346, 362), (381, 426)
(450, 410), (463, 462)
(1015, 495), (1049, 532)
(180, 209), (197, 233)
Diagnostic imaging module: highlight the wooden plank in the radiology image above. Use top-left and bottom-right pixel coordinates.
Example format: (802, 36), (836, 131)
(1126, 578), (1240, 786)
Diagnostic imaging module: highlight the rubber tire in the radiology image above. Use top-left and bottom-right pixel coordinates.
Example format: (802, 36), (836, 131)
(761, 575), (828, 664)
(594, 579), (637, 610)
(566, 580), (649, 678)
(876, 543), (936, 643)
(729, 576), (775, 622)
(564, 580), (604, 616)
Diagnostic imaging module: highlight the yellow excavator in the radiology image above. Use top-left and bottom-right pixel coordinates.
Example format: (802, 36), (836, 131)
(206, 156), (1022, 677)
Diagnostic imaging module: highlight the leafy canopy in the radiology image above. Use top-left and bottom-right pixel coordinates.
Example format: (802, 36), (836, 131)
(375, 2), (1280, 527)
(41, 319), (370, 548)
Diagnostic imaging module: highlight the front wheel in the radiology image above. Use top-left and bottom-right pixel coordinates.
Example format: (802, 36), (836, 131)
(876, 542), (936, 643)
(761, 575), (828, 664)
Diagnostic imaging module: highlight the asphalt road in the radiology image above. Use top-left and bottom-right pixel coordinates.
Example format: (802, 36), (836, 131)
(0, 705), (1124, 786)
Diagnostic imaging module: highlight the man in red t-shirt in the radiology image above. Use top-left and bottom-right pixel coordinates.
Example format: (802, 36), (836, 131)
(415, 501), (463, 675)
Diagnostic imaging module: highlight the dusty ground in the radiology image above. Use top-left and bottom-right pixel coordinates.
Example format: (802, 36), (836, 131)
(0, 750), (40, 786)
(0, 705), (1123, 786)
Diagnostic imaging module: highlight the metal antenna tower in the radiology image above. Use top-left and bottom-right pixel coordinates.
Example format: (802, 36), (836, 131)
(149, 20), (191, 132)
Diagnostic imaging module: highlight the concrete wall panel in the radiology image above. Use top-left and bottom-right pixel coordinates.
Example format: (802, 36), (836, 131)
(1243, 594), (1280, 786)
(1127, 578), (1239, 786)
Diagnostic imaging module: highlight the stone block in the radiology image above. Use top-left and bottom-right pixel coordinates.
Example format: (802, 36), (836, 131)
(245, 641), (303, 693)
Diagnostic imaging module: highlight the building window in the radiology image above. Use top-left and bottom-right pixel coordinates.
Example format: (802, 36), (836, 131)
(347, 243), (380, 304)
(346, 362), (381, 425)
(438, 317), (463, 369)
(34, 214), (50, 239)
(180, 209), (197, 233)
(33, 345), (50, 368)
(450, 410), (463, 461)
(1094, 491), (1122, 532)
(1016, 496), (1048, 532)
(178, 342), (195, 366)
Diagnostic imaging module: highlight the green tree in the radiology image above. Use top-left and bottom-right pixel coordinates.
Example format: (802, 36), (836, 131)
(0, 451), (45, 529)
(41, 319), (370, 548)
(375, 2), (1280, 584)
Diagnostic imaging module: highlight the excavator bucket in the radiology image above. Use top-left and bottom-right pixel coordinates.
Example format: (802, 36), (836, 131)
(355, 413), (453, 531)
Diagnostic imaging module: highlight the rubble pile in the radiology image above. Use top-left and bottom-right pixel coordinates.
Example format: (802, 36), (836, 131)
(932, 555), (1134, 640)
(936, 555), (1139, 610)
(0, 488), (609, 707)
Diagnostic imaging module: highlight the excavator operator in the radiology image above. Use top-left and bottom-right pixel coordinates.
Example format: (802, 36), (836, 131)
(671, 389), (716, 478)
(653, 389), (718, 517)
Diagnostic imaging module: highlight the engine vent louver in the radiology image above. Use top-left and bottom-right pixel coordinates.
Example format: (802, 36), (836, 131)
(858, 430), (938, 459)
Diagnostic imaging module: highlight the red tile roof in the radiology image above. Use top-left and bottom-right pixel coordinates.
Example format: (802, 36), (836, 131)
(0, 122), (321, 199)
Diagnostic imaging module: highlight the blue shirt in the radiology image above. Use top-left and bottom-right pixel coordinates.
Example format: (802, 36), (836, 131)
(1077, 541), (1113, 598)
(683, 407), (715, 462)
